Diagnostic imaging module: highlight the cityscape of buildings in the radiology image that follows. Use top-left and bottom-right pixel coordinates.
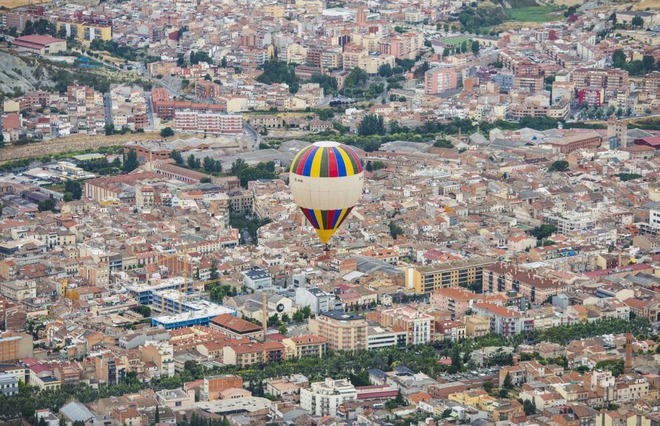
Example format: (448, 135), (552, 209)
(0, 0), (658, 425)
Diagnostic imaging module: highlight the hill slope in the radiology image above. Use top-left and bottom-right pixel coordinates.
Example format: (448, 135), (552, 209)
(0, 50), (57, 97)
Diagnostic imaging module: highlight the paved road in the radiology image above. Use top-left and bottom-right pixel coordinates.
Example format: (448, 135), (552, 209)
(103, 92), (113, 126)
(145, 92), (155, 131)
(243, 123), (260, 145)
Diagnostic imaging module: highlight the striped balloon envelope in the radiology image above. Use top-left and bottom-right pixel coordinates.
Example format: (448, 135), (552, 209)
(289, 141), (364, 245)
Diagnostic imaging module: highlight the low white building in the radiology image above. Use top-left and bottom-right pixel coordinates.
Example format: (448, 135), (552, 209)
(242, 268), (272, 290)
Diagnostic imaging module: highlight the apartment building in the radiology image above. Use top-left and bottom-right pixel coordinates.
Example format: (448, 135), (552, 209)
(222, 341), (285, 367)
(56, 21), (112, 41)
(571, 68), (629, 101)
(139, 341), (174, 378)
(174, 110), (243, 134)
(483, 262), (568, 304)
(301, 378), (358, 417)
(405, 257), (495, 293)
(308, 311), (368, 352)
(425, 68), (458, 95)
(430, 287), (476, 319)
(282, 334), (327, 359)
(471, 303), (534, 337)
(378, 306), (434, 345)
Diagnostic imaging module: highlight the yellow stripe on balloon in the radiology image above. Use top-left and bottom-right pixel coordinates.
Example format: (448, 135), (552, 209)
(313, 209), (325, 230)
(334, 208), (350, 230)
(310, 148), (323, 178)
(290, 148), (307, 173)
(337, 147), (354, 176)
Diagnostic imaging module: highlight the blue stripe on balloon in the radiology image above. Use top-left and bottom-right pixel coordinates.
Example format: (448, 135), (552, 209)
(302, 147), (318, 177)
(304, 208), (320, 229)
(332, 147), (347, 177)
(330, 208), (343, 229)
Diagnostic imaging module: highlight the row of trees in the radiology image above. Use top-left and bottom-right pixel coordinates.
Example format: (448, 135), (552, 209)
(229, 158), (279, 187)
(1, 317), (652, 421)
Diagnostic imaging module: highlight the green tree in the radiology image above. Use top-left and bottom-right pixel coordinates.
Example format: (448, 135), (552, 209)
(268, 314), (281, 327)
(160, 127), (174, 137)
(612, 49), (627, 69)
(503, 372), (513, 389)
(616, 173), (642, 181)
(394, 389), (406, 406)
(64, 180), (83, 200)
(104, 123), (115, 136)
(631, 16), (644, 28)
(388, 221), (404, 239)
(38, 196), (56, 212)
(523, 399), (536, 415)
(483, 381), (494, 394)
(471, 40), (480, 55)
(231, 158), (248, 175)
(123, 149), (139, 172)
(256, 59), (300, 93)
(413, 61), (430, 80)
(210, 260), (219, 281)
(343, 67), (368, 95)
(170, 150), (183, 165)
(187, 154), (198, 169)
(278, 324), (288, 335)
(434, 139), (453, 148)
(450, 347), (462, 373)
(358, 114), (385, 136)
(595, 359), (624, 377)
(155, 404), (160, 423)
(528, 224), (556, 240)
(309, 74), (338, 95)
(378, 63), (393, 77)
(548, 160), (569, 172)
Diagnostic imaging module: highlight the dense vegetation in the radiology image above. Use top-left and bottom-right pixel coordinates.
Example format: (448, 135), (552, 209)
(230, 158), (279, 187)
(456, 5), (508, 33)
(612, 49), (660, 76)
(548, 160), (569, 172)
(616, 173), (642, 182)
(256, 59), (300, 93)
(89, 39), (139, 62)
(228, 213), (272, 244)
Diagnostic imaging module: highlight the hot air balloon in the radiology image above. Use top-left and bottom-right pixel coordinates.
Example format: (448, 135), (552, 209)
(289, 141), (364, 246)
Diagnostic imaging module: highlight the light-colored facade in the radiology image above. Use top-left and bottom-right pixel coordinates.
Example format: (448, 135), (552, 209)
(301, 378), (357, 417)
(309, 311), (368, 352)
(139, 341), (175, 378)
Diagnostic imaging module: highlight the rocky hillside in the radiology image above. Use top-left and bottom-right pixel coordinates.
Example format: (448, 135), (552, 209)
(0, 49), (57, 98)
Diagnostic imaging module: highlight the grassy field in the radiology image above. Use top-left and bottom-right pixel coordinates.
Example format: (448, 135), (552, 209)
(444, 36), (472, 46)
(0, 0), (51, 8)
(505, 5), (562, 22)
